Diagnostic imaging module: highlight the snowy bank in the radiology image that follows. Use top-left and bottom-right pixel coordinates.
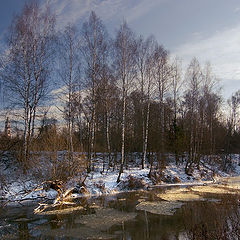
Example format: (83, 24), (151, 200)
(1, 153), (240, 206)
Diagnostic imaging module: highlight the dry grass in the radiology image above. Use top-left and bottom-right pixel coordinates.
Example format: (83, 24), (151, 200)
(119, 174), (145, 190)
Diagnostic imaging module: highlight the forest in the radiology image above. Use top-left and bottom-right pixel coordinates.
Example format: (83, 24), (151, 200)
(0, 1), (240, 185)
(1, 2), (240, 240)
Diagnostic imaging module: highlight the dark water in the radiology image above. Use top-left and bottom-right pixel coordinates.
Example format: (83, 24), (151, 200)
(0, 185), (239, 240)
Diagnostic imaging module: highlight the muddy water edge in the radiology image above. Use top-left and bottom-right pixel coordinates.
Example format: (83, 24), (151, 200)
(0, 178), (239, 240)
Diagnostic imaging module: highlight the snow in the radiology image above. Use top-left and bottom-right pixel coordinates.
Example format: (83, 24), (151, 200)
(1, 152), (240, 205)
(82, 167), (151, 196)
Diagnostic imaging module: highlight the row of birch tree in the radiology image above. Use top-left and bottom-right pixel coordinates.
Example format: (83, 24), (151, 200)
(1, 2), (240, 179)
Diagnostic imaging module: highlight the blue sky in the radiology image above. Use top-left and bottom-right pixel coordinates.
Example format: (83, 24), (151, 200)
(1, 0), (240, 98)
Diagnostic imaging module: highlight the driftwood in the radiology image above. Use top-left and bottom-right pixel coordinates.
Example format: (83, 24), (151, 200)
(34, 182), (74, 214)
(34, 176), (89, 214)
(1, 173), (89, 210)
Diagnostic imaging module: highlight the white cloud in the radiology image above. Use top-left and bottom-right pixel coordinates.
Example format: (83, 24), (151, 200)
(124, 0), (166, 22)
(50, 0), (165, 29)
(174, 24), (240, 87)
(234, 7), (240, 13)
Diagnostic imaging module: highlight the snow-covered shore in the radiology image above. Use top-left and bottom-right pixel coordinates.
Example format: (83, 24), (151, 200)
(1, 153), (240, 206)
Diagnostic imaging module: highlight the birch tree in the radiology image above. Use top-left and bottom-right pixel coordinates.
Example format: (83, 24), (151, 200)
(228, 90), (240, 134)
(58, 25), (81, 164)
(201, 63), (221, 155)
(153, 45), (170, 168)
(1, 2), (55, 168)
(95, 65), (118, 169)
(225, 90), (240, 162)
(113, 22), (137, 182)
(184, 58), (202, 173)
(170, 57), (183, 164)
(81, 11), (109, 172)
(136, 36), (156, 169)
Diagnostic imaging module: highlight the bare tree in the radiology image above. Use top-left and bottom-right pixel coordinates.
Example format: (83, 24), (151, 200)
(228, 90), (240, 134)
(170, 57), (183, 164)
(81, 11), (109, 172)
(224, 90), (240, 163)
(113, 22), (137, 182)
(153, 45), (170, 169)
(201, 63), (221, 155)
(57, 24), (81, 164)
(183, 58), (203, 173)
(1, 1), (55, 168)
(136, 36), (156, 169)
(95, 65), (118, 169)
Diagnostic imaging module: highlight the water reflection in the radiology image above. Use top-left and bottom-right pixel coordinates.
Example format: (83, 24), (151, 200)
(0, 183), (239, 240)
(181, 196), (240, 240)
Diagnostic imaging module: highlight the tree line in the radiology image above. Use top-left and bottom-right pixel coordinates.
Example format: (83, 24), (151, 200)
(0, 2), (240, 180)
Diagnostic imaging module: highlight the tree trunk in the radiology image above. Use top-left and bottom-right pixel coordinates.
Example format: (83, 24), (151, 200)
(117, 93), (126, 183)
(143, 99), (150, 169)
(106, 111), (112, 168)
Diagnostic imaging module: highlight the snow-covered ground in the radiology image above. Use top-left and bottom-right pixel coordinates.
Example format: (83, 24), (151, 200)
(0, 152), (240, 206)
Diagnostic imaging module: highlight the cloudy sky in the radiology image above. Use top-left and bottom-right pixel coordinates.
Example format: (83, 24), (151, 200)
(1, 0), (240, 98)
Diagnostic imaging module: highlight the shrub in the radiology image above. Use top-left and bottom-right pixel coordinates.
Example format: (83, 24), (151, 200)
(119, 175), (145, 190)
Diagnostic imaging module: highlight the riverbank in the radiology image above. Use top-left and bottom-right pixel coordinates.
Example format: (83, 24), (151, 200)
(1, 153), (240, 206)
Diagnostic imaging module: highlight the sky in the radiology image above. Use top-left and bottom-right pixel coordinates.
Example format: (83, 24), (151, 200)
(1, 0), (240, 99)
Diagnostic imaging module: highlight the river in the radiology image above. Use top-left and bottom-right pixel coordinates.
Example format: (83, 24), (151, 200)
(0, 177), (239, 240)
